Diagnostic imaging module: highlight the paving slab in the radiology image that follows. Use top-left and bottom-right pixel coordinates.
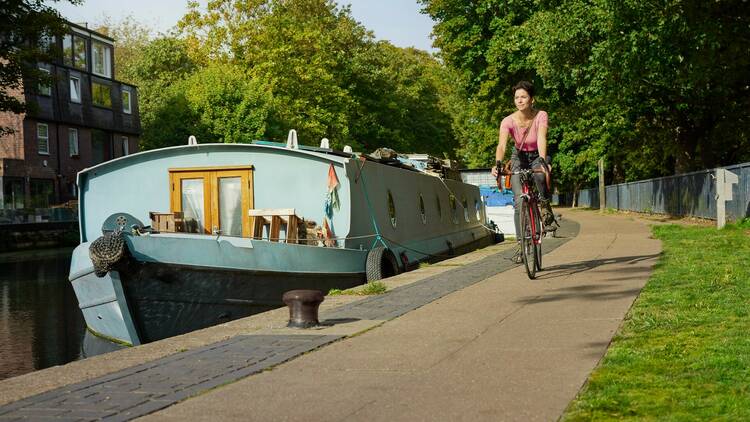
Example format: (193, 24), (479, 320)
(138, 210), (660, 422)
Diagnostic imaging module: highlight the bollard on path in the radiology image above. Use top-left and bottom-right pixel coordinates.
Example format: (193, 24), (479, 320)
(282, 290), (324, 328)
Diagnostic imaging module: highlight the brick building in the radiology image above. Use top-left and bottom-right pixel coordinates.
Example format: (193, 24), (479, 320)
(0, 22), (140, 211)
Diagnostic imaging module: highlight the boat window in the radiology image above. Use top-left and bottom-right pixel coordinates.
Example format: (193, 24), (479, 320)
(181, 179), (206, 233)
(219, 177), (243, 236)
(449, 195), (458, 224)
(436, 195), (442, 219)
(462, 197), (470, 222)
(475, 199), (482, 221)
(419, 194), (427, 224)
(388, 190), (397, 228)
(169, 166), (254, 236)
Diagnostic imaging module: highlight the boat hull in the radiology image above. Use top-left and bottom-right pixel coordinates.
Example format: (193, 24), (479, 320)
(70, 236), (367, 345)
(120, 261), (363, 343)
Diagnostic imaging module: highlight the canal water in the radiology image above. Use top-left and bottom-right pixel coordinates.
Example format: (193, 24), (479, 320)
(0, 248), (88, 381)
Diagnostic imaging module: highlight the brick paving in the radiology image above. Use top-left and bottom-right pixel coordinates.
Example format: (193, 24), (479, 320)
(0, 220), (578, 421)
(0, 335), (340, 421)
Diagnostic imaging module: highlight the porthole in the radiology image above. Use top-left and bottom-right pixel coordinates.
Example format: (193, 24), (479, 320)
(436, 195), (442, 219)
(462, 197), (470, 222)
(449, 195), (458, 224)
(475, 199), (482, 221)
(387, 190), (397, 228)
(419, 194), (427, 224)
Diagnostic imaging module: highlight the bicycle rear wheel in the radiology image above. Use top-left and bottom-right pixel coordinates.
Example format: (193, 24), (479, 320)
(533, 202), (543, 271)
(519, 198), (537, 279)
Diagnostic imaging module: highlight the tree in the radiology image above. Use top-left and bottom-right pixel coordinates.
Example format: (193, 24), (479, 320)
(178, 0), (458, 155)
(0, 0), (81, 134)
(420, 0), (750, 188)
(179, 62), (274, 144)
(123, 36), (198, 150)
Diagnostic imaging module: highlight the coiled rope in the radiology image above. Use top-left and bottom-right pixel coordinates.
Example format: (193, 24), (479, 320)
(89, 226), (129, 277)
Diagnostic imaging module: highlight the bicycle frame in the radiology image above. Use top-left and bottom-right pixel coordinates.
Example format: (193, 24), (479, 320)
(520, 174), (542, 248)
(500, 168), (545, 278)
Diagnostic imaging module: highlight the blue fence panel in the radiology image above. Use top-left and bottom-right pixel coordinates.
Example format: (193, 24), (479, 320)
(571, 162), (750, 222)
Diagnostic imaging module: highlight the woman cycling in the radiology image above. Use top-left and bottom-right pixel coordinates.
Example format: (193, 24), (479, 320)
(491, 81), (554, 262)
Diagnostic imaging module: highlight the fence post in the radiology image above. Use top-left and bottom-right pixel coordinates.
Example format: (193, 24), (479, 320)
(599, 158), (607, 212)
(716, 169), (739, 229)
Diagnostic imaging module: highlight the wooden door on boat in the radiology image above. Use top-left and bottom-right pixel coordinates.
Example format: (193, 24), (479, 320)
(169, 166), (255, 237)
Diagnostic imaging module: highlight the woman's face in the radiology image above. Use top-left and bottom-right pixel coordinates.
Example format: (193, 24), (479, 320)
(514, 89), (533, 112)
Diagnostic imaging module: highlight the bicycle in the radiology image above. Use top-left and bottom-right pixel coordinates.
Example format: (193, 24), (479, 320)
(498, 168), (546, 279)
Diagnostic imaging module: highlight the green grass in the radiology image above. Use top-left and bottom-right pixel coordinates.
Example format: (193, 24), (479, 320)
(328, 281), (387, 296)
(564, 219), (750, 421)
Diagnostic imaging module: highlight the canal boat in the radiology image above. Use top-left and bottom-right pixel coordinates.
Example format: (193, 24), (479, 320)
(68, 133), (494, 345)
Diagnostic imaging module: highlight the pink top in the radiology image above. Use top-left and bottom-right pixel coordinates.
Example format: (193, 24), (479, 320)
(500, 110), (548, 152)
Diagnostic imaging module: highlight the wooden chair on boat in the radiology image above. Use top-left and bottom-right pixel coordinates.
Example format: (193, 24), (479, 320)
(248, 208), (301, 243)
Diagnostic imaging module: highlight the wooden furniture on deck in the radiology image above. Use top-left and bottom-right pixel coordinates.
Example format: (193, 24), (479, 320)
(150, 212), (184, 233)
(248, 208), (301, 243)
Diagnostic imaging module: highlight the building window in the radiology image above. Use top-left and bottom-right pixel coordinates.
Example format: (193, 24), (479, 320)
(29, 179), (54, 208)
(39, 34), (55, 53)
(69, 128), (79, 157)
(69, 76), (81, 103)
(2, 177), (25, 210)
(91, 130), (108, 164)
(92, 82), (111, 108)
(73, 35), (87, 70)
(122, 90), (131, 114)
(92, 41), (112, 78)
(121, 136), (129, 156)
(62, 34), (73, 66)
(38, 68), (51, 96)
(37, 123), (49, 155)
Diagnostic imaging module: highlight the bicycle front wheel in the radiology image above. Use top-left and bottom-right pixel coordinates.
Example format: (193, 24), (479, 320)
(519, 198), (537, 279)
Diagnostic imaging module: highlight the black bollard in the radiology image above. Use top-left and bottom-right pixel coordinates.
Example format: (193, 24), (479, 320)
(282, 290), (324, 328)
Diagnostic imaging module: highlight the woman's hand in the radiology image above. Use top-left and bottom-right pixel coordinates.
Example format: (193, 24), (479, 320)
(491, 161), (503, 178)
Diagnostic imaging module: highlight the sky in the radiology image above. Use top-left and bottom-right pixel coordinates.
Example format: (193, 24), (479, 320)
(50, 0), (437, 52)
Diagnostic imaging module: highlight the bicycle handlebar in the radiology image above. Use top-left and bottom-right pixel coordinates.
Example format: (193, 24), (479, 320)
(498, 168), (548, 176)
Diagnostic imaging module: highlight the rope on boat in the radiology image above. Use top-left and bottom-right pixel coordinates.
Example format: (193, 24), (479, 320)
(89, 228), (128, 277)
(353, 157), (390, 251)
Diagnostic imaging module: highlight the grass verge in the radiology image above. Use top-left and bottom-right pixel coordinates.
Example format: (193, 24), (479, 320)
(328, 281), (387, 296)
(563, 219), (750, 420)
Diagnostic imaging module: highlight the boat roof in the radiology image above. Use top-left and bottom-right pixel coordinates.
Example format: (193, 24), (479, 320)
(77, 142), (353, 178)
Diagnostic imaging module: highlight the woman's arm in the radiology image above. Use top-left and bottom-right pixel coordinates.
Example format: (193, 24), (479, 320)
(537, 124), (548, 159)
(492, 125), (510, 176)
(537, 111), (548, 159)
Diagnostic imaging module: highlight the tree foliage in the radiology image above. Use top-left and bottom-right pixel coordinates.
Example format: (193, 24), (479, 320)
(421, 0), (750, 187)
(97, 0), (458, 154)
(0, 0), (81, 134)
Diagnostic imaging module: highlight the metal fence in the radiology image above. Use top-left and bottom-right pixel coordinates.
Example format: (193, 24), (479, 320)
(571, 162), (750, 222)
(0, 207), (78, 224)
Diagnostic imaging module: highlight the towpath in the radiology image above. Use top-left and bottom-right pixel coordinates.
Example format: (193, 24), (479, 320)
(0, 210), (661, 421)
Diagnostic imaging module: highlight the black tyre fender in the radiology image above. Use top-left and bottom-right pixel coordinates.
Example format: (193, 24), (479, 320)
(365, 247), (400, 281)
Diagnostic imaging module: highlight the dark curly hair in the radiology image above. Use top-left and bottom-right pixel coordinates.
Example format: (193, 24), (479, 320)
(512, 81), (535, 98)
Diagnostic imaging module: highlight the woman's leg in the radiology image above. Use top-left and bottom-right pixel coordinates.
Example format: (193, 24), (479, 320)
(510, 152), (523, 240)
(530, 158), (554, 229)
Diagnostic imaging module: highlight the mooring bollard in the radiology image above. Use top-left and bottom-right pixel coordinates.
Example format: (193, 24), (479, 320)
(282, 290), (324, 328)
